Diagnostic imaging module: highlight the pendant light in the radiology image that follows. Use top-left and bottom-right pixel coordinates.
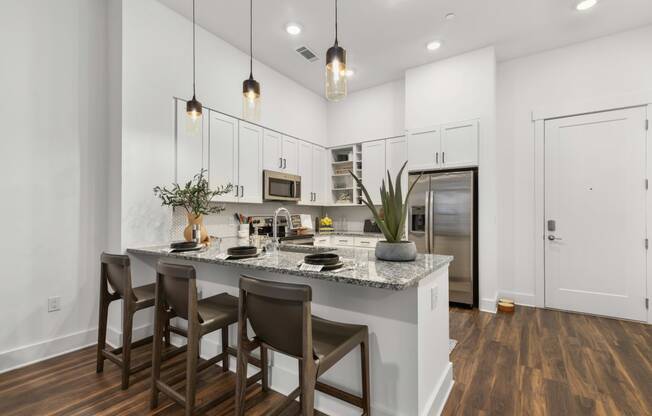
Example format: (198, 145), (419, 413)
(325, 0), (347, 102)
(186, 0), (202, 133)
(242, 0), (261, 121)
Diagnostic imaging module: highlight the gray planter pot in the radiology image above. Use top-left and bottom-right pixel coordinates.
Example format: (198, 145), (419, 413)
(375, 240), (417, 262)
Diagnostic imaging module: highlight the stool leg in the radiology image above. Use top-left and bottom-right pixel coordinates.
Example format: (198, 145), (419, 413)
(164, 317), (171, 347)
(150, 301), (164, 409)
(96, 291), (109, 373)
(260, 345), (269, 392)
(235, 346), (248, 416)
(361, 337), (371, 415)
(121, 302), (134, 390)
(299, 359), (316, 416)
(185, 321), (199, 416)
(221, 327), (229, 372)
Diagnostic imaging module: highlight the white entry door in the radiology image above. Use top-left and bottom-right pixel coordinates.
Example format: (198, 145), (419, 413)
(544, 107), (648, 321)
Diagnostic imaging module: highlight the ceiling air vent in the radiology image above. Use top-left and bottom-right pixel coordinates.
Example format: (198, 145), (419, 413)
(296, 46), (318, 62)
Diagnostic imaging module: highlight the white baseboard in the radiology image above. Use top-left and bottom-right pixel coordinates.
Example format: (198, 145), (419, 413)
(479, 297), (497, 313)
(498, 291), (536, 307)
(422, 362), (454, 416)
(0, 327), (98, 374)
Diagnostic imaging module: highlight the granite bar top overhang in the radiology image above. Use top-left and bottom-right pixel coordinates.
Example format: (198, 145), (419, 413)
(127, 244), (453, 291)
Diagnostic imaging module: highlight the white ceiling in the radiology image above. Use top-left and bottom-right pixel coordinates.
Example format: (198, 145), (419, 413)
(157, 0), (652, 95)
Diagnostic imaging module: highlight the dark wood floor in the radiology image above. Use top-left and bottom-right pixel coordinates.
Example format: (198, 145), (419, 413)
(442, 306), (652, 416)
(1, 307), (650, 415)
(0, 343), (325, 416)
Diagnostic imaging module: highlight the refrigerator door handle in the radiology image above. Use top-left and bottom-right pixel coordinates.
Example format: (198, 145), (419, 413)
(426, 190), (432, 253)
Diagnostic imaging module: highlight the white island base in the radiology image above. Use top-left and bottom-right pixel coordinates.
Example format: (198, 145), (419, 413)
(123, 251), (453, 416)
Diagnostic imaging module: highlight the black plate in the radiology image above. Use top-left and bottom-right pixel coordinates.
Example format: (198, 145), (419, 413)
(170, 240), (199, 249)
(304, 253), (340, 266)
(228, 246), (257, 256)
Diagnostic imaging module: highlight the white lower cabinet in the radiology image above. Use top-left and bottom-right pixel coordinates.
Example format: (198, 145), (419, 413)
(313, 236), (331, 247)
(354, 236), (378, 248)
(333, 236), (354, 247)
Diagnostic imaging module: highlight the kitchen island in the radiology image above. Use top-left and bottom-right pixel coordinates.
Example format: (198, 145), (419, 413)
(126, 240), (453, 416)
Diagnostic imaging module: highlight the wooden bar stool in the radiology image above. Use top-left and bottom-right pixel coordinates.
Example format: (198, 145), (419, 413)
(150, 262), (265, 416)
(235, 275), (371, 416)
(97, 252), (180, 390)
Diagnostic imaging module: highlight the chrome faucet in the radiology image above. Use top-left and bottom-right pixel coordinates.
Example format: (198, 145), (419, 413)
(273, 207), (291, 244)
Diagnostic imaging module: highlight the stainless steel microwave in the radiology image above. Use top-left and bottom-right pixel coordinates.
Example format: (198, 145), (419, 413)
(263, 170), (301, 202)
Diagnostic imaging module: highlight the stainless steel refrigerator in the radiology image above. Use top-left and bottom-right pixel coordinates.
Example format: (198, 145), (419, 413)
(408, 170), (477, 307)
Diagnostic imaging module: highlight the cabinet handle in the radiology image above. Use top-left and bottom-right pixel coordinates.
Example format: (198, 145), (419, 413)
(360, 241), (370, 245)
(240, 185), (244, 198)
(235, 185), (239, 197)
(436, 152), (439, 164)
(442, 152), (445, 164)
(279, 157), (283, 168)
(283, 158), (287, 169)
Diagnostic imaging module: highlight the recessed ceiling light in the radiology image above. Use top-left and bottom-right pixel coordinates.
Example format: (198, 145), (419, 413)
(344, 68), (355, 77)
(445, 13), (456, 21)
(576, 0), (597, 11)
(285, 23), (302, 35)
(426, 40), (442, 51)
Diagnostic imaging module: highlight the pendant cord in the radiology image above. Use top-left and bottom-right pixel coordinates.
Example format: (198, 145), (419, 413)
(249, 0), (253, 78)
(335, 0), (338, 45)
(192, 0), (196, 97)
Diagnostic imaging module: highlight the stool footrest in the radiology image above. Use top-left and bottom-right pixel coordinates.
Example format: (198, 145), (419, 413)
(316, 381), (364, 408)
(110, 335), (153, 355)
(267, 386), (301, 416)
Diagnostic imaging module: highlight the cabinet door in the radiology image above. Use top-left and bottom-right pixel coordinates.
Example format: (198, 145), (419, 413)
(282, 135), (299, 175)
(209, 111), (238, 202)
(176, 100), (208, 184)
(407, 128), (440, 171)
(386, 135), (408, 178)
(262, 129), (283, 171)
(441, 120), (478, 168)
(238, 121), (263, 203)
(297, 141), (313, 205)
(362, 140), (386, 205)
(312, 146), (326, 205)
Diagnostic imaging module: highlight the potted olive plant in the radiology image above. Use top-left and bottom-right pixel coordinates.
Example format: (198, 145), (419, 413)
(154, 170), (233, 244)
(350, 162), (421, 261)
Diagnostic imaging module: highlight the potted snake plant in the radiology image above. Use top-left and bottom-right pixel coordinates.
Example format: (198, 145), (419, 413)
(350, 162), (421, 261)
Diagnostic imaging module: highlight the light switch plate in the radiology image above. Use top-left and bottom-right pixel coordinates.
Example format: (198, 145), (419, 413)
(430, 285), (439, 311)
(48, 296), (61, 312)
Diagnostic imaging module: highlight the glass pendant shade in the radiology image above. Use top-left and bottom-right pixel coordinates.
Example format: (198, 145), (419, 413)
(242, 76), (261, 121)
(325, 44), (347, 102)
(185, 95), (203, 134)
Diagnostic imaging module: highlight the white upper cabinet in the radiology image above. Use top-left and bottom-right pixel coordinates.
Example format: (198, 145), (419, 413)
(281, 135), (299, 175)
(208, 111), (238, 202)
(407, 127), (440, 171)
(176, 100), (208, 184)
(312, 146), (326, 205)
(262, 129), (299, 174)
(262, 129), (283, 171)
(362, 140), (386, 205)
(237, 121), (263, 203)
(297, 141), (313, 205)
(440, 120), (478, 168)
(386, 136), (408, 178)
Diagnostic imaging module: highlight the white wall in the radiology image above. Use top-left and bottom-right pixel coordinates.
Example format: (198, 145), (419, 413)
(121, 0), (328, 249)
(406, 47), (498, 311)
(327, 80), (405, 146)
(497, 25), (652, 306)
(0, 0), (112, 371)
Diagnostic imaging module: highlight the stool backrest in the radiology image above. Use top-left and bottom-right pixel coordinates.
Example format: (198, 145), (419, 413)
(101, 253), (135, 301)
(239, 275), (312, 358)
(155, 261), (196, 322)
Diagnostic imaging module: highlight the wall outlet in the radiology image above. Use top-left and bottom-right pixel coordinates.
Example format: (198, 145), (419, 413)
(48, 296), (61, 312)
(430, 286), (439, 311)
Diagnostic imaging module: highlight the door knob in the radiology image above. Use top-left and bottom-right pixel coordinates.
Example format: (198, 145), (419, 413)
(547, 235), (563, 241)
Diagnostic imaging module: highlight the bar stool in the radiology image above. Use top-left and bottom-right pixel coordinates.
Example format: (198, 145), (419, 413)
(97, 252), (179, 390)
(235, 275), (371, 416)
(150, 262), (265, 416)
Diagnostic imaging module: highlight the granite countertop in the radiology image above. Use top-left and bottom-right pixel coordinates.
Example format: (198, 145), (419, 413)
(127, 239), (452, 291)
(316, 231), (384, 238)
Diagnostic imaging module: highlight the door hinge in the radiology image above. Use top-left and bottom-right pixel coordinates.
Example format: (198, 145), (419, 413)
(646, 298), (649, 310)
(646, 179), (649, 190)
(646, 119), (649, 131)
(646, 239), (649, 249)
